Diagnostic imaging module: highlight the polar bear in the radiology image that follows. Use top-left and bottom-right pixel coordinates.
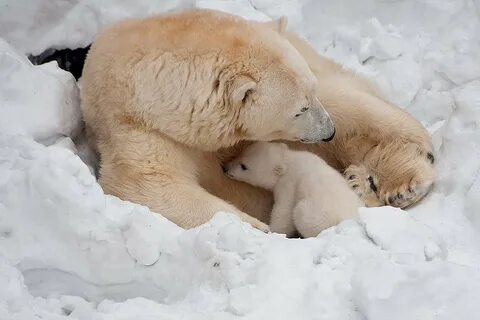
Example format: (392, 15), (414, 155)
(81, 9), (434, 231)
(81, 9), (335, 231)
(224, 142), (363, 237)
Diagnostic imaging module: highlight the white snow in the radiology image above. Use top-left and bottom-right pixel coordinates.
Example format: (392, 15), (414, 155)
(0, 39), (81, 144)
(1, 0), (480, 319)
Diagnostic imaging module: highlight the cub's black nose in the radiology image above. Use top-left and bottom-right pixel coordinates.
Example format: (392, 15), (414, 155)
(221, 165), (227, 173)
(323, 128), (336, 142)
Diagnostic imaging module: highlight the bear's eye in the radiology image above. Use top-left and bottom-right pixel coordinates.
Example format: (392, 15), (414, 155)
(240, 163), (248, 170)
(295, 107), (309, 117)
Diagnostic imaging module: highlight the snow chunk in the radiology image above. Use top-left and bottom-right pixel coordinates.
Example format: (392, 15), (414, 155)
(359, 207), (447, 261)
(0, 39), (81, 143)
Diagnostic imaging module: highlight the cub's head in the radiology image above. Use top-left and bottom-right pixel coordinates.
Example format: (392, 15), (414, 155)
(224, 142), (288, 190)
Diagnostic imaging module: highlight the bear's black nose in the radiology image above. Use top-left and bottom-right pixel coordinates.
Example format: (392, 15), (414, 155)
(323, 128), (336, 142)
(221, 165), (228, 173)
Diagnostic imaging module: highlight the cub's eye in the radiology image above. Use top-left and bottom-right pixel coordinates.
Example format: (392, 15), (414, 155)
(240, 163), (248, 170)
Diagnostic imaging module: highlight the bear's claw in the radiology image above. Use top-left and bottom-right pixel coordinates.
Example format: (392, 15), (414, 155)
(381, 178), (433, 208)
(343, 165), (383, 207)
(243, 216), (270, 233)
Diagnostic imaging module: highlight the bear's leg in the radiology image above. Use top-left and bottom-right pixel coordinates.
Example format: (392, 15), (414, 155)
(292, 200), (327, 238)
(269, 198), (297, 237)
(154, 183), (271, 232)
(200, 167), (273, 224)
(101, 168), (270, 232)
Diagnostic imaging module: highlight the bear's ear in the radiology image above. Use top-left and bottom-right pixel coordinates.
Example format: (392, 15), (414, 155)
(260, 17), (288, 33)
(230, 75), (256, 105)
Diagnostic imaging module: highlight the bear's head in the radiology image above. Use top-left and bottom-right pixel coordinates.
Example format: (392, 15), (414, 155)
(123, 10), (335, 150)
(224, 142), (288, 190)
(224, 59), (335, 147)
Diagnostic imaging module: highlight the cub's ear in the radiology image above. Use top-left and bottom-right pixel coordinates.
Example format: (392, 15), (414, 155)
(260, 17), (288, 33)
(230, 75), (256, 105)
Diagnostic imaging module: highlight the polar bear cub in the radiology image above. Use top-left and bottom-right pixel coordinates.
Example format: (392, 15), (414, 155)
(225, 142), (363, 237)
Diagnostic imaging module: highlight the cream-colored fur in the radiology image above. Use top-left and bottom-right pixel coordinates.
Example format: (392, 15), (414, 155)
(81, 9), (435, 231)
(81, 9), (336, 231)
(225, 142), (363, 237)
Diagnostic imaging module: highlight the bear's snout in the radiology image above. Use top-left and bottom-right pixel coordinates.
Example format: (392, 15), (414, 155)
(299, 105), (335, 143)
(322, 128), (336, 142)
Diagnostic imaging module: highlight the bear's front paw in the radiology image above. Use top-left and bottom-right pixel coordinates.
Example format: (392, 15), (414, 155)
(380, 173), (435, 208)
(376, 149), (436, 208)
(343, 165), (383, 207)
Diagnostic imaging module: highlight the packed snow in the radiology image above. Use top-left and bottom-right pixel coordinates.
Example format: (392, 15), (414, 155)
(1, 0), (480, 319)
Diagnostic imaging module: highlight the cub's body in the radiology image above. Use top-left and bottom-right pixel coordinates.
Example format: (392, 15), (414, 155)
(225, 142), (363, 237)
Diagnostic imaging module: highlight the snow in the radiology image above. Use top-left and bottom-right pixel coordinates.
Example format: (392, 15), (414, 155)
(1, 0), (480, 319)
(0, 40), (81, 144)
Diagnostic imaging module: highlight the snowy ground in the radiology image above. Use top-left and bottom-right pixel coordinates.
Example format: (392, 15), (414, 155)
(1, 0), (480, 319)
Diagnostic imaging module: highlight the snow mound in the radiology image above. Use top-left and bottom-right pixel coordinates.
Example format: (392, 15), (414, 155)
(0, 40), (81, 144)
(359, 207), (447, 262)
(1, 0), (480, 319)
(1, 135), (476, 319)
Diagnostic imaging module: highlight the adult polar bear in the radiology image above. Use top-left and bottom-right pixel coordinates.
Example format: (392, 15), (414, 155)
(81, 9), (435, 231)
